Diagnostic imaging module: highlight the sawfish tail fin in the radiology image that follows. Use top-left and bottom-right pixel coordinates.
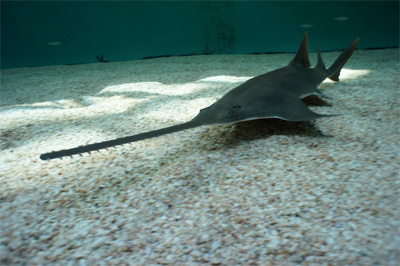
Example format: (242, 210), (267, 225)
(327, 37), (360, 81)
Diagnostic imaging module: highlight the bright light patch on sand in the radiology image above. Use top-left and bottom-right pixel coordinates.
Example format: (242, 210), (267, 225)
(198, 75), (251, 83)
(0, 96), (143, 129)
(323, 68), (371, 83)
(101, 82), (163, 93)
(339, 69), (371, 79)
(101, 82), (211, 96)
(100, 76), (248, 96)
(143, 97), (217, 122)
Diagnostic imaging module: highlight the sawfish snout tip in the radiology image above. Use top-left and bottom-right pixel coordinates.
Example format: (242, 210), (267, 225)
(39, 154), (50, 161)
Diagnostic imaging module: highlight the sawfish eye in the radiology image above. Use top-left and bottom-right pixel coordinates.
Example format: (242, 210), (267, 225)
(226, 111), (234, 117)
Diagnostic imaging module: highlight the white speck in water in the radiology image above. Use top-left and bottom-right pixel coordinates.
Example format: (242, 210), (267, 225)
(300, 24), (313, 29)
(334, 16), (349, 21)
(47, 41), (62, 46)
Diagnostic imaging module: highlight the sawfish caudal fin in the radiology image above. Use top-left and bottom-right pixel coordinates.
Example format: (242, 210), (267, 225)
(327, 38), (360, 81)
(39, 121), (200, 160)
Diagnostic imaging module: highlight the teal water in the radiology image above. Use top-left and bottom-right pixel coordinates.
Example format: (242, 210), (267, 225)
(1, 1), (398, 69)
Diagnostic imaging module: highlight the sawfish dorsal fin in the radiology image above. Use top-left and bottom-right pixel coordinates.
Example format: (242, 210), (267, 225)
(290, 32), (311, 68)
(315, 42), (326, 70)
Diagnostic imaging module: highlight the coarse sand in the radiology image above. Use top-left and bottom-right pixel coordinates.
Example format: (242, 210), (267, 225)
(1, 48), (399, 265)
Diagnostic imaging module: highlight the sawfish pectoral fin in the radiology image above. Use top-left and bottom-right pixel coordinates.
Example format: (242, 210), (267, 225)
(300, 88), (333, 100)
(266, 95), (337, 122)
(314, 90), (332, 100)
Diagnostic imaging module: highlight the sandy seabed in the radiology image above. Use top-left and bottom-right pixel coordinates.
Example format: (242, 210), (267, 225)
(1, 48), (399, 265)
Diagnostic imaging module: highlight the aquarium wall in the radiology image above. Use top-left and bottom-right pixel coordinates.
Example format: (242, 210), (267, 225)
(1, 1), (399, 69)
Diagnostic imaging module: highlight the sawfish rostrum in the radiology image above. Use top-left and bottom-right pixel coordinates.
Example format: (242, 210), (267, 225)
(40, 33), (359, 160)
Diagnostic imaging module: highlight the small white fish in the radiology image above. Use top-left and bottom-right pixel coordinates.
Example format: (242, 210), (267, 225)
(47, 41), (62, 46)
(334, 17), (349, 21)
(300, 24), (313, 29)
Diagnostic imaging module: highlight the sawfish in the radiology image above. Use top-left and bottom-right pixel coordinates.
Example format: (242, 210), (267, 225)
(40, 33), (359, 160)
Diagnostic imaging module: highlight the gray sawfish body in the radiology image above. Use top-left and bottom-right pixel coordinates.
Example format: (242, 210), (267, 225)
(40, 33), (359, 160)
